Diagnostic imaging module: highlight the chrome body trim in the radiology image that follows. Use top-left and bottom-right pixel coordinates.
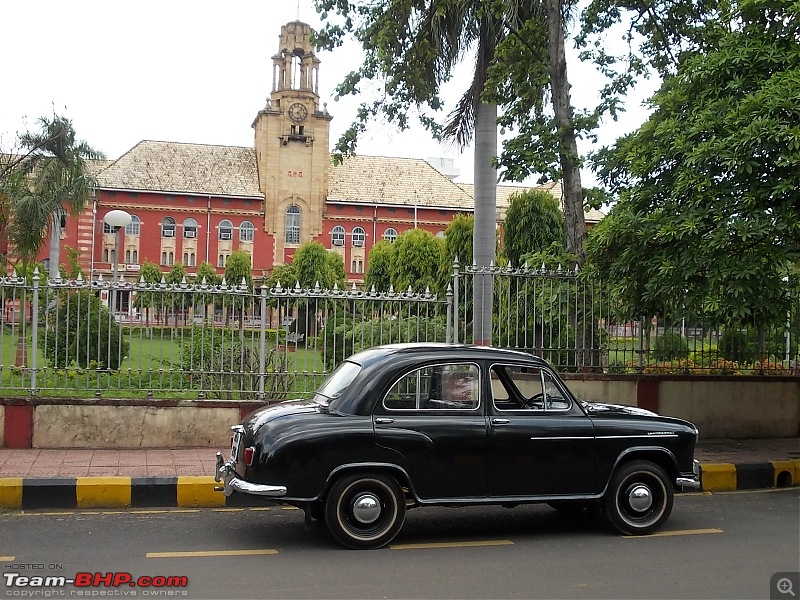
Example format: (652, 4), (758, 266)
(676, 459), (701, 489)
(214, 452), (287, 497)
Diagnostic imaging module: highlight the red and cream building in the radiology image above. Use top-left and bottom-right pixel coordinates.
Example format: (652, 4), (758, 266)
(51, 21), (602, 294)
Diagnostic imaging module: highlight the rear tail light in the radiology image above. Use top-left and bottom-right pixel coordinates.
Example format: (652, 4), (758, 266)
(244, 446), (255, 466)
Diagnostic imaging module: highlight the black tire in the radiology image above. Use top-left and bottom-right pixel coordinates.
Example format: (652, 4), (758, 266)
(604, 460), (674, 535)
(324, 472), (406, 549)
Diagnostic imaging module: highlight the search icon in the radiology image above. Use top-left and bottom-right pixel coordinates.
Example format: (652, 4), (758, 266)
(777, 578), (796, 597)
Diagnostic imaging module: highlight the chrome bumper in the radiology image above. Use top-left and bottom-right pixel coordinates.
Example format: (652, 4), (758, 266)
(214, 452), (288, 497)
(676, 459), (701, 489)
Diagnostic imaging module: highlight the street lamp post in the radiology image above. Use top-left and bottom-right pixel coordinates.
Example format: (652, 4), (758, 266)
(103, 210), (132, 316)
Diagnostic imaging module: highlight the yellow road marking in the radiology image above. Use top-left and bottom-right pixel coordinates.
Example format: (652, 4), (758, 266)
(623, 528), (723, 538)
(147, 549), (278, 558)
(0, 556), (15, 561)
(390, 539), (514, 550)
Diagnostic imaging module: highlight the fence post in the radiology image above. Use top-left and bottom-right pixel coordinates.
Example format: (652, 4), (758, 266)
(30, 268), (40, 396)
(638, 315), (645, 372)
(258, 285), (267, 399)
(453, 258), (460, 344)
(446, 285), (453, 343)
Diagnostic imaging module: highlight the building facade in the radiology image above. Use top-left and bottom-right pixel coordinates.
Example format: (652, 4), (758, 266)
(50, 21), (602, 309)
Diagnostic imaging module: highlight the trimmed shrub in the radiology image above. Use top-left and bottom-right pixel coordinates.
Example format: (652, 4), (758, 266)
(652, 331), (690, 361)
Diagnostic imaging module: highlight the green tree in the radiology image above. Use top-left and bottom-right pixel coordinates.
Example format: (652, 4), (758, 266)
(41, 289), (128, 370)
(442, 214), (474, 269)
(313, 0), (536, 344)
(390, 228), (445, 294)
(133, 261), (164, 327)
(222, 251), (254, 327)
(265, 263), (297, 291)
(587, 0), (800, 335)
(165, 263), (188, 325)
(292, 241), (345, 290)
(192, 261), (219, 323)
(502, 189), (565, 268)
(11, 115), (103, 274)
(364, 241), (394, 292)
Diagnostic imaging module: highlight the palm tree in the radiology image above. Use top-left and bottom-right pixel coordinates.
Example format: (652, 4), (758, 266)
(15, 115), (103, 277)
(316, 0), (535, 345)
(5, 116), (102, 366)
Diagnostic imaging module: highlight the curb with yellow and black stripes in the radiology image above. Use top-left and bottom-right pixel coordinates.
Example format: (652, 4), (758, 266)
(0, 462), (798, 509)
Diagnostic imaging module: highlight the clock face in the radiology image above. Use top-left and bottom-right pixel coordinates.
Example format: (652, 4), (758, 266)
(288, 102), (308, 123)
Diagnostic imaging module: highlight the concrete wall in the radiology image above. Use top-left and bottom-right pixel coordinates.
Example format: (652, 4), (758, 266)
(2, 376), (798, 448)
(659, 380), (800, 438)
(31, 405), (241, 449)
(563, 378), (638, 407)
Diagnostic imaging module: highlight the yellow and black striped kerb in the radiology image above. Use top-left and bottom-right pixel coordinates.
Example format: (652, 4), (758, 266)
(0, 462), (797, 509)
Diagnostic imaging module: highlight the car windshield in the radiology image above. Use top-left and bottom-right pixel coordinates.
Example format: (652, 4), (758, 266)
(314, 361), (361, 404)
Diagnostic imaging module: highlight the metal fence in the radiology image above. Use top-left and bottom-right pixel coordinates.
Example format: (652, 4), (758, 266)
(454, 262), (799, 375)
(0, 265), (797, 398)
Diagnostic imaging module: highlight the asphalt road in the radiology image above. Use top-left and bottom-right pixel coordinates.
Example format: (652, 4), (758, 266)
(1, 489), (798, 600)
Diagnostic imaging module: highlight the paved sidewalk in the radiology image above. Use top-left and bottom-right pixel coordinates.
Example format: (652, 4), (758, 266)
(0, 438), (797, 509)
(1, 438), (797, 479)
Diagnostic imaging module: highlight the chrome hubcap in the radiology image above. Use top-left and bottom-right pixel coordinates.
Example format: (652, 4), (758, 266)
(352, 493), (381, 524)
(628, 484), (653, 512)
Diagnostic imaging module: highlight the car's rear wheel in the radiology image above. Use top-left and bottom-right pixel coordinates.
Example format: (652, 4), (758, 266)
(604, 460), (673, 535)
(324, 472), (406, 549)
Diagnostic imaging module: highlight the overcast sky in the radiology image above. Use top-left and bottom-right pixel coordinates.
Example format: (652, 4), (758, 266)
(1, 0), (657, 185)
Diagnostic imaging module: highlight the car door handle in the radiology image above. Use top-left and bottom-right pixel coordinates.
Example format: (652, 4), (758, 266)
(375, 418), (394, 424)
(492, 418), (510, 425)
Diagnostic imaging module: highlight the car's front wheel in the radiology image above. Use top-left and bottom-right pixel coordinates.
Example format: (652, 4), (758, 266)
(324, 472), (406, 549)
(604, 460), (673, 535)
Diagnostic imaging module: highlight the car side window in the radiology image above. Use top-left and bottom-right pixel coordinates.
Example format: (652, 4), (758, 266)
(384, 363), (480, 411)
(491, 364), (571, 411)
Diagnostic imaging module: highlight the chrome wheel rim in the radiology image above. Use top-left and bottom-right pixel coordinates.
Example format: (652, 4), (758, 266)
(627, 484), (653, 512)
(352, 493), (381, 524)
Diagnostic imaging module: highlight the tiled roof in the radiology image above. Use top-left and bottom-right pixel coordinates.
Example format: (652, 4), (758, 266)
(92, 141), (604, 223)
(328, 155), (475, 209)
(458, 181), (605, 224)
(96, 140), (261, 197)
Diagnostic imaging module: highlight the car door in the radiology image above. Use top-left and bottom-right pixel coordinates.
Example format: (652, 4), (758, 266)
(487, 362), (596, 498)
(372, 361), (488, 501)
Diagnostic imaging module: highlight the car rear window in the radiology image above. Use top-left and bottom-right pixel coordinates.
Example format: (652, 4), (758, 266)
(316, 360), (361, 401)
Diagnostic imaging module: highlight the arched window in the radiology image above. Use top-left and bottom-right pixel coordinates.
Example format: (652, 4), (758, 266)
(218, 219), (233, 241)
(161, 252), (167, 265)
(285, 205), (300, 244)
(240, 221), (254, 242)
(125, 215), (141, 236)
(383, 228), (398, 242)
(183, 253), (189, 265)
(183, 217), (198, 239)
(125, 250), (131, 263)
(331, 225), (345, 246)
(352, 226), (366, 247)
(436, 231), (446, 239)
(103, 249), (110, 262)
(161, 217), (176, 237)
(132, 250), (138, 264)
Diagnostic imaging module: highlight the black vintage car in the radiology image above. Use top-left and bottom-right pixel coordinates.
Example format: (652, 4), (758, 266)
(215, 344), (700, 549)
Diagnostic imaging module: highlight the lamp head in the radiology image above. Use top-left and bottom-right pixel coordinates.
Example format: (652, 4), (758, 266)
(104, 210), (132, 228)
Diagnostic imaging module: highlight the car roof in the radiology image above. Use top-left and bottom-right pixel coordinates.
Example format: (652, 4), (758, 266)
(347, 343), (548, 369)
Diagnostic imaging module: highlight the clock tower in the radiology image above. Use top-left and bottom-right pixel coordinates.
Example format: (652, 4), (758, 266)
(253, 21), (332, 266)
